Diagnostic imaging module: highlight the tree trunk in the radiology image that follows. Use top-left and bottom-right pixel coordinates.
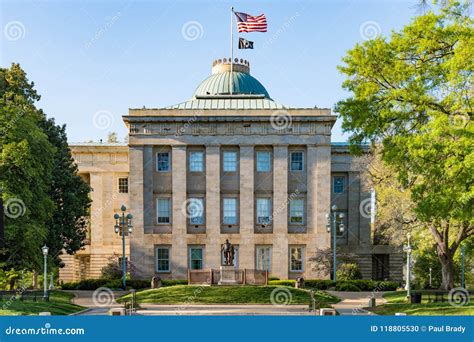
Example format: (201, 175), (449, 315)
(438, 253), (455, 290)
(32, 270), (38, 289)
(9, 277), (16, 290)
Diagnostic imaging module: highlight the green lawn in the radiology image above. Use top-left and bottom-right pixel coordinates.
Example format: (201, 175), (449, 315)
(0, 291), (84, 316)
(371, 291), (473, 316)
(118, 285), (339, 306)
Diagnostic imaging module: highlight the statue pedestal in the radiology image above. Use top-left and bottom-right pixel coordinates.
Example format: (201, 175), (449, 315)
(218, 265), (239, 285)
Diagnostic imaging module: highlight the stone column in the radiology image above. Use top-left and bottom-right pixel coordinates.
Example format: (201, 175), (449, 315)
(171, 145), (188, 278)
(307, 144), (331, 278)
(143, 146), (154, 233)
(272, 145), (289, 279)
(239, 145), (254, 270)
(205, 145), (221, 269)
(128, 146), (146, 279)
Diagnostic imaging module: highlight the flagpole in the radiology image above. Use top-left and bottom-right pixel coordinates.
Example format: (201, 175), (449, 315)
(230, 6), (234, 95)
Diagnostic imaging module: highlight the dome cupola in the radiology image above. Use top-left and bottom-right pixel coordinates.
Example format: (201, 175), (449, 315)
(192, 58), (270, 98)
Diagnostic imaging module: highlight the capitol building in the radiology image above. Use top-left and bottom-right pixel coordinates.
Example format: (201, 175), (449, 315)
(59, 58), (402, 283)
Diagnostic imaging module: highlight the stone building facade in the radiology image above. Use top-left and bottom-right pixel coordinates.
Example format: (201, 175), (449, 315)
(60, 59), (402, 282)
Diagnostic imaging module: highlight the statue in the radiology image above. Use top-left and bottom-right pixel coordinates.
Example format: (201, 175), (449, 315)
(221, 239), (234, 266)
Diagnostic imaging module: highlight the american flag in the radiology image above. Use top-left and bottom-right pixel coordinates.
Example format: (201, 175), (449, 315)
(234, 12), (267, 33)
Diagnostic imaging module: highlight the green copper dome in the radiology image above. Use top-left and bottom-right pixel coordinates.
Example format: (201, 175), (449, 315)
(191, 58), (270, 99)
(193, 71), (270, 98)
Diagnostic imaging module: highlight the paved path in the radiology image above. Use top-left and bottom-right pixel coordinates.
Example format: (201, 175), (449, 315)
(327, 291), (387, 315)
(137, 304), (313, 316)
(68, 290), (386, 316)
(65, 290), (127, 315)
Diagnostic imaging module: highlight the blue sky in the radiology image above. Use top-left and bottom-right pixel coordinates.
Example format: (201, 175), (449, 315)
(1, 0), (418, 143)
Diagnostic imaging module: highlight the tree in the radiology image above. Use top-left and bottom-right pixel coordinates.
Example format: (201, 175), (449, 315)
(336, 1), (473, 289)
(365, 148), (421, 245)
(0, 64), (54, 285)
(0, 63), (91, 286)
(38, 116), (91, 265)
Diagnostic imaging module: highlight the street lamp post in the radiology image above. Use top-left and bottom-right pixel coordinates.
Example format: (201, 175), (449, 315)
(403, 233), (412, 298)
(460, 245), (465, 288)
(429, 267), (432, 288)
(114, 205), (133, 290)
(41, 245), (49, 301)
(326, 205), (345, 282)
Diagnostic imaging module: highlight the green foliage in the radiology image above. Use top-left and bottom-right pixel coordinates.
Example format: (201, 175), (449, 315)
(335, 2), (473, 290)
(118, 285), (339, 305)
(335, 282), (361, 292)
(268, 276), (280, 281)
(161, 279), (188, 286)
(268, 280), (296, 286)
(303, 279), (398, 291)
(336, 263), (362, 281)
(0, 290), (84, 316)
(61, 278), (188, 290)
(304, 279), (336, 290)
(100, 256), (126, 280)
(0, 63), (91, 278)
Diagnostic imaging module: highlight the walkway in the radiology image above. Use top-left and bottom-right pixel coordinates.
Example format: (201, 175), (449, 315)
(327, 291), (387, 315)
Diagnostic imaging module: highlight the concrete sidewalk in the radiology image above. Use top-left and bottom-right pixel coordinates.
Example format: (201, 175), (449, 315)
(327, 291), (387, 315)
(137, 304), (313, 316)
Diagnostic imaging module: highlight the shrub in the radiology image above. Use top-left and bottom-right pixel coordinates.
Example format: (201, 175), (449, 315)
(268, 280), (296, 287)
(336, 263), (362, 281)
(335, 282), (361, 292)
(100, 258), (123, 280)
(61, 279), (109, 290)
(268, 276), (280, 281)
(304, 279), (336, 290)
(301, 279), (399, 291)
(162, 279), (188, 287)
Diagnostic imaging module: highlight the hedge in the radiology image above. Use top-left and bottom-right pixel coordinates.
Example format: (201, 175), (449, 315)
(61, 278), (188, 290)
(268, 280), (296, 286)
(299, 279), (399, 291)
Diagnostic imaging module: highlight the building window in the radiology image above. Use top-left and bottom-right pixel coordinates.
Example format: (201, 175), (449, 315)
(118, 178), (128, 193)
(223, 198), (237, 224)
(256, 246), (272, 271)
(290, 246), (304, 272)
(189, 246), (203, 270)
(289, 199), (304, 224)
(157, 198), (171, 224)
(188, 198), (204, 224)
(290, 151), (304, 171)
(256, 151), (271, 172)
(156, 246), (170, 272)
(223, 151), (237, 172)
(189, 151), (204, 172)
(256, 198), (271, 225)
(157, 152), (170, 172)
(333, 176), (345, 193)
